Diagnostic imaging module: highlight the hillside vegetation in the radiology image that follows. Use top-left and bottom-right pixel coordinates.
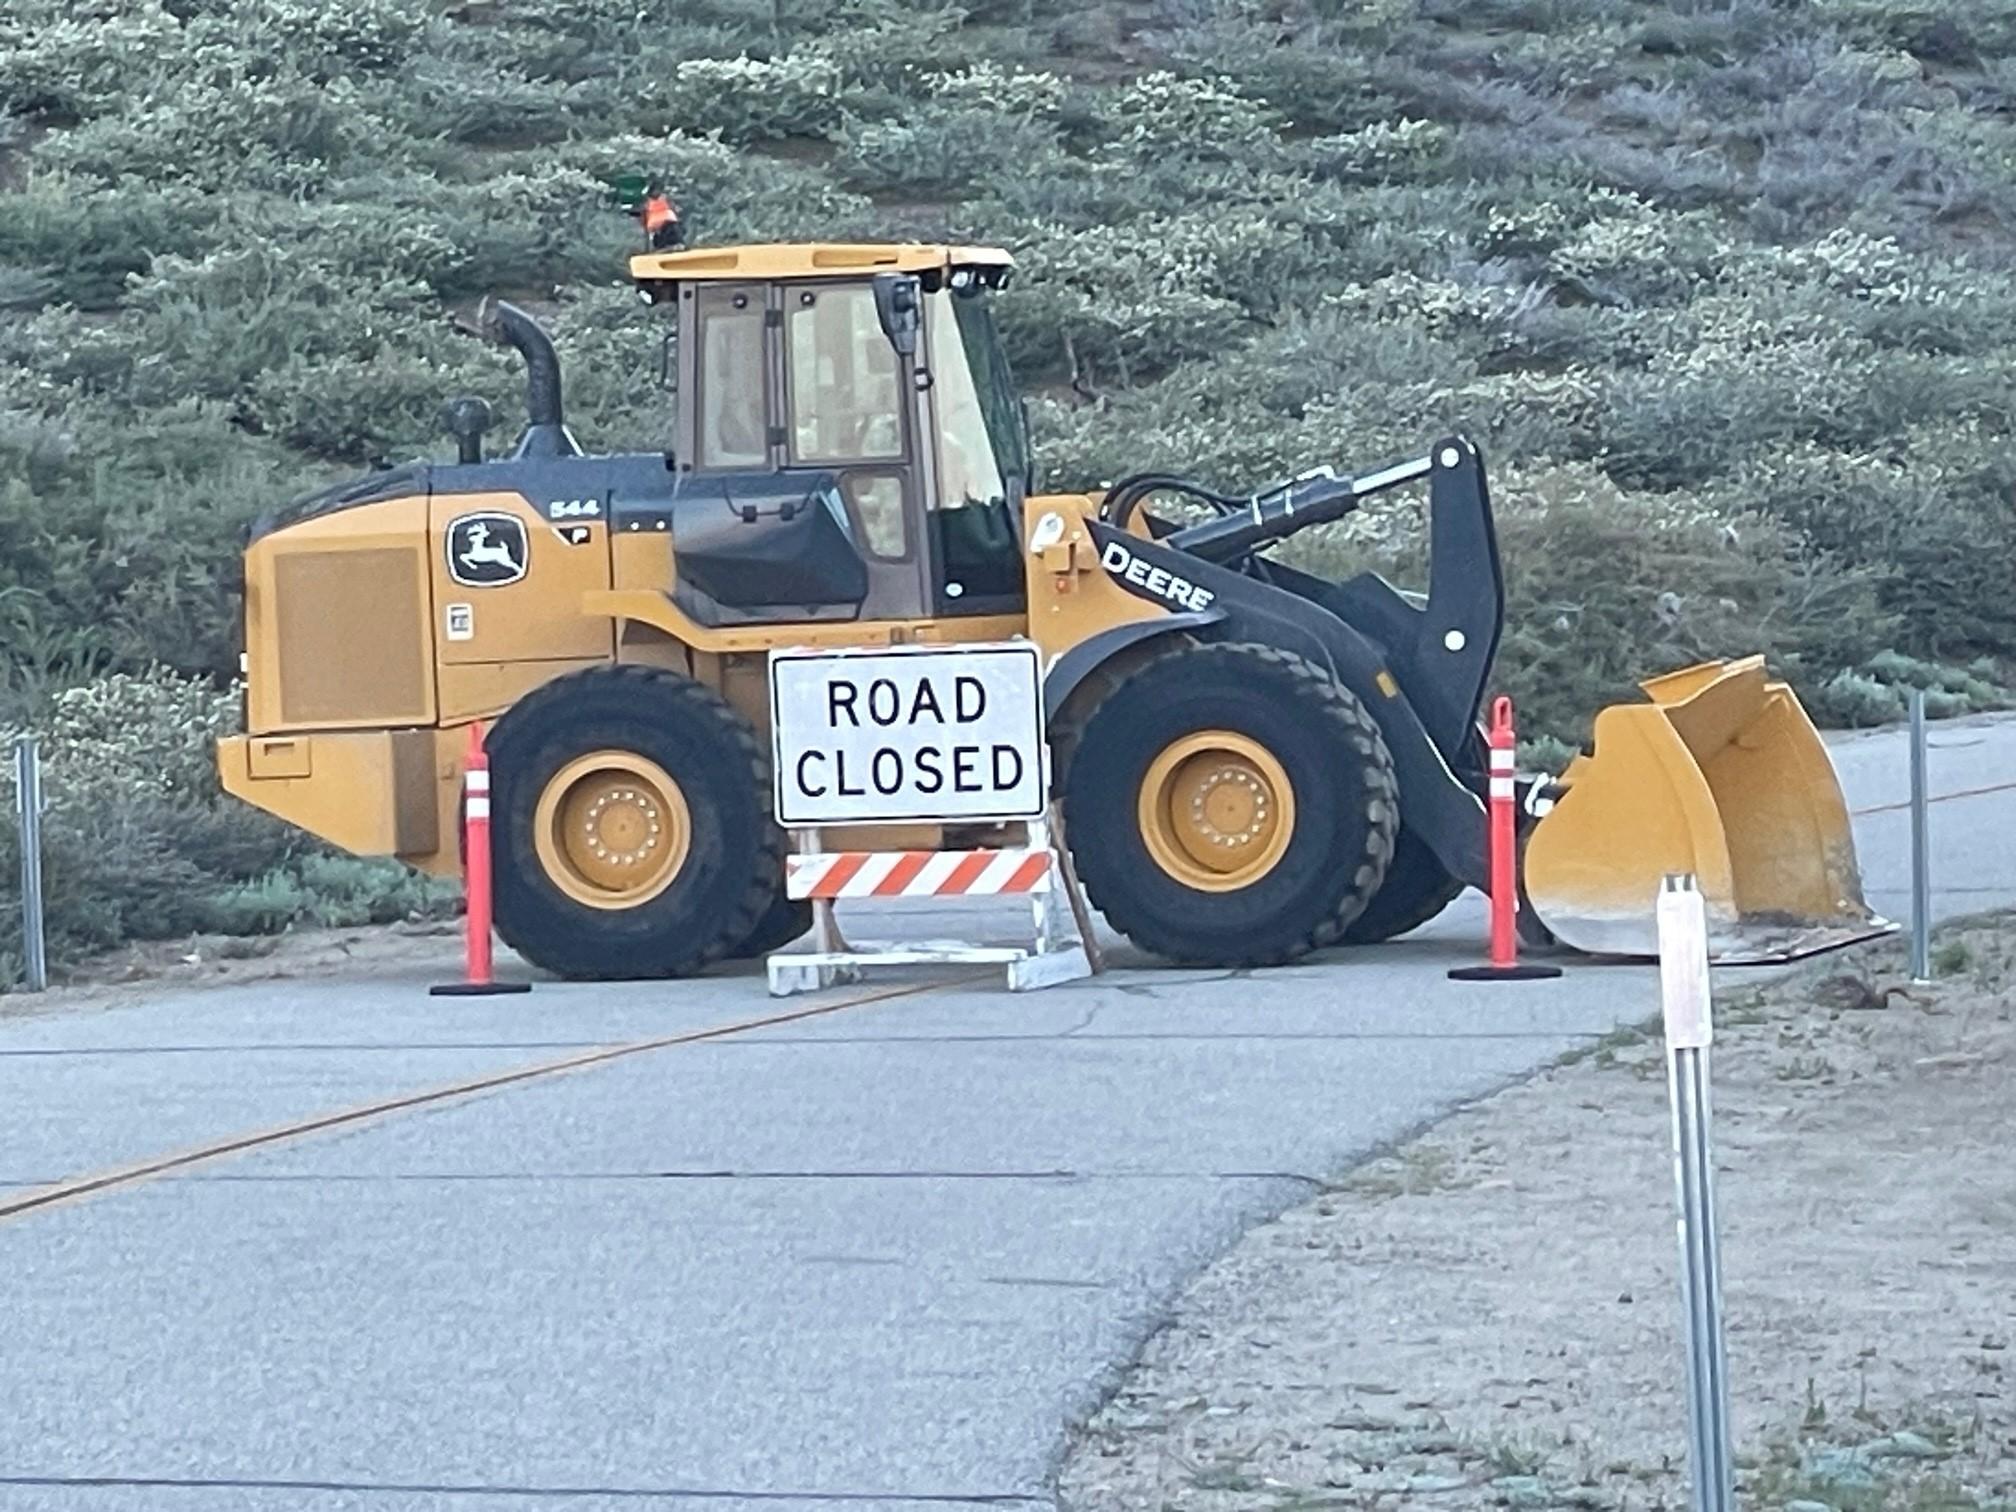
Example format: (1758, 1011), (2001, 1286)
(2, 0), (2014, 975)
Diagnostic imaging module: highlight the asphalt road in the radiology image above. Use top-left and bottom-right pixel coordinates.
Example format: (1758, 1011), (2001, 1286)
(0, 715), (2009, 1512)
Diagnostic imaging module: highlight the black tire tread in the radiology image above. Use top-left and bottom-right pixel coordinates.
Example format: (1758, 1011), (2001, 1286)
(486, 664), (782, 980)
(1067, 641), (1398, 968)
(1342, 827), (1464, 944)
(728, 892), (813, 960)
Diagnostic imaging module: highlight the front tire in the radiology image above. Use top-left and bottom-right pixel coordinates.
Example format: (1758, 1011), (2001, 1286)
(1343, 728), (1488, 945)
(727, 891), (813, 960)
(1063, 643), (1398, 967)
(486, 666), (781, 979)
(1342, 827), (1465, 945)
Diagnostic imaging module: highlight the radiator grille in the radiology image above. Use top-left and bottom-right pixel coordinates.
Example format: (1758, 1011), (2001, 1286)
(274, 548), (431, 725)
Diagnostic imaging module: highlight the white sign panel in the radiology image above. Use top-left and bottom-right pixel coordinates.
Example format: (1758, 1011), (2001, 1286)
(770, 643), (1046, 825)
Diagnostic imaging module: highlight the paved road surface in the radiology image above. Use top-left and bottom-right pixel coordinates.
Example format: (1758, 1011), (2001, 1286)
(0, 716), (2009, 1511)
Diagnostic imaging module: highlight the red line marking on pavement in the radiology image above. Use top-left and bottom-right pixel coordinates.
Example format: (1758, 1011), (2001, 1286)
(0, 977), (953, 1226)
(1851, 779), (2016, 818)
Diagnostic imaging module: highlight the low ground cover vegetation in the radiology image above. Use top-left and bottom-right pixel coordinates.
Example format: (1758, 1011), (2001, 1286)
(3, 0), (2013, 975)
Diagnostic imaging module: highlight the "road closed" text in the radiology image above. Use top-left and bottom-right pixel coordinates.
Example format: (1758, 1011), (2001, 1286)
(769, 645), (1047, 825)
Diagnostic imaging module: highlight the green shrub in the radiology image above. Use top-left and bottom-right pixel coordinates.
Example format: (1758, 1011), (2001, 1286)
(836, 104), (1066, 193)
(7, 0), (2016, 981)
(644, 51), (855, 144)
(1805, 670), (1909, 727)
(0, 7), (189, 124)
(0, 668), (456, 988)
(1095, 72), (1285, 163)
(36, 74), (377, 195)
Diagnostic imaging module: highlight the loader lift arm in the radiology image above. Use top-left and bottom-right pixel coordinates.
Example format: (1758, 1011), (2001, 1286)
(1109, 437), (1505, 765)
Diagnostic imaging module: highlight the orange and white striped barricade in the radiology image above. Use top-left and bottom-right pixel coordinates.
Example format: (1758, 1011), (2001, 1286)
(766, 816), (1092, 996)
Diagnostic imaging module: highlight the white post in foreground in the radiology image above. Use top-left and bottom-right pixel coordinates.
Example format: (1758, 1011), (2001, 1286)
(1908, 689), (1932, 983)
(13, 736), (46, 993)
(1658, 874), (1735, 1512)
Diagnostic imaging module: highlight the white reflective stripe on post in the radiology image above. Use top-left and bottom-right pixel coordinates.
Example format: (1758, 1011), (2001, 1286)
(1658, 876), (1713, 1049)
(466, 768), (490, 793)
(466, 797), (492, 821)
(1489, 778), (1516, 800)
(1488, 749), (1515, 771)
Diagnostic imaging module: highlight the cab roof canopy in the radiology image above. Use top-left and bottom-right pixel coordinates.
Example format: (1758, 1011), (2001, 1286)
(629, 242), (1014, 288)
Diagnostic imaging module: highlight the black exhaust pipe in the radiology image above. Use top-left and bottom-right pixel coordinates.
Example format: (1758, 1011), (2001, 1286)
(478, 297), (581, 459)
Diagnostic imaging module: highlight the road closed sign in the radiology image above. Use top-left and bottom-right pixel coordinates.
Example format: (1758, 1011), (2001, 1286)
(770, 643), (1046, 825)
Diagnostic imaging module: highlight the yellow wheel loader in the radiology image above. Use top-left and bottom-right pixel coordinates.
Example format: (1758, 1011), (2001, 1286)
(217, 240), (1885, 977)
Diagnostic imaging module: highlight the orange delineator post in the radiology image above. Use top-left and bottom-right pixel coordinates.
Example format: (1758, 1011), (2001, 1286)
(1449, 696), (1562, 983)
(431, 722), (530, 997)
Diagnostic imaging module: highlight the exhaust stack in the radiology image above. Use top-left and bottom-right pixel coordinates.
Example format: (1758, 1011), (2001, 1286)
(478, 298), (581, 460)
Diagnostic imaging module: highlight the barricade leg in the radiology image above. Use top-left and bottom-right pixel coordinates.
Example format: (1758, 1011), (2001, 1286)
(767, 820), (1092, 995)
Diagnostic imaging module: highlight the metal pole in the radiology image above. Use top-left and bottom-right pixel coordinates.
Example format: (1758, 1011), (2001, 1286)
(14, 736), (46, 993)
(1658, 874), (1735, 1512)
(1909, 690), (1932, 983)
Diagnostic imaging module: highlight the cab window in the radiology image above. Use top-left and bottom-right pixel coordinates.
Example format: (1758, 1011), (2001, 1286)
(694, 285), (768, 469)
(929, 293), (1008, 510)
(785, 284), (905, 464)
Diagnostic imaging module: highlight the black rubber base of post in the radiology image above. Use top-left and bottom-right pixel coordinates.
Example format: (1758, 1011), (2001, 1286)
(1447, 962), (1564, 981)
(428, 981), (534, 996)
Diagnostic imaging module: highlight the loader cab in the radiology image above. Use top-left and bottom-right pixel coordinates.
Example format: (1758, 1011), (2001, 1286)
(640, 245), (1029, 627)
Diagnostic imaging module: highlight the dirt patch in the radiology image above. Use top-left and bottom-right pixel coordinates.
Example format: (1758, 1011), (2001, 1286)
(0, 921), (466, 1020)
(1060, 919), (2016, 1512)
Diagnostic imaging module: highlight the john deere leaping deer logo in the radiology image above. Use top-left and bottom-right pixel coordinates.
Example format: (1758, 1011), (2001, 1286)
(445, 512), (529, 587)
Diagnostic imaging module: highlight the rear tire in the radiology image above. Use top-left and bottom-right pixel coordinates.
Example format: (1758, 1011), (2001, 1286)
(1063, 643), (1398, 967)
(487, 666), (781, 980)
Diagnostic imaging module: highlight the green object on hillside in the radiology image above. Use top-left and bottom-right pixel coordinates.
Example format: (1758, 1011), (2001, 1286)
(608, 172), (651, 212)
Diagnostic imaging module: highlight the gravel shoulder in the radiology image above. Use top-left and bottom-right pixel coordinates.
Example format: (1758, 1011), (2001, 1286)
(0, 920), (465, 1020)
(1061, 917), (2016, 1512)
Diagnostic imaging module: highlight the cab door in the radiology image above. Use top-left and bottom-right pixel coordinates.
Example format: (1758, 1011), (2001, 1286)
(920, 286), (1028, 618)
(778, 280), (933, 623)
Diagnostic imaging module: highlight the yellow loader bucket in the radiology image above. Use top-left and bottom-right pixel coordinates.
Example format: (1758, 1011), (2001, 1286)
(1524, 657), (1892, 963)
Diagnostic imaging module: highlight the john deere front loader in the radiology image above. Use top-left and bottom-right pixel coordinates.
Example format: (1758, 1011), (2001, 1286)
(218, 235), (1885, 978)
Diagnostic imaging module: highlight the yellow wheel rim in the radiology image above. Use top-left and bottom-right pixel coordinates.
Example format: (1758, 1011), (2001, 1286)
(532, 750), (692, 910)
(1137, 730), (1296, 893)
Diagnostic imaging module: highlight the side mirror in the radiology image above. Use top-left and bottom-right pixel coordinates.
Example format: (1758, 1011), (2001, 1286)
(872, 273), (921, 358)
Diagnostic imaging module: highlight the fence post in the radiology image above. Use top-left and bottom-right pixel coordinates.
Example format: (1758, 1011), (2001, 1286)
(1908, 690), (1932, 984)
(14, 736), (46, 992)
(1658, 874), (1736, 1512)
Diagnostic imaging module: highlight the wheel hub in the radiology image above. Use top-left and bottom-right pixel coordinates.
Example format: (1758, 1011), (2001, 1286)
(534, 752), (692, 909)
(1139, 730), (1297, 892)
